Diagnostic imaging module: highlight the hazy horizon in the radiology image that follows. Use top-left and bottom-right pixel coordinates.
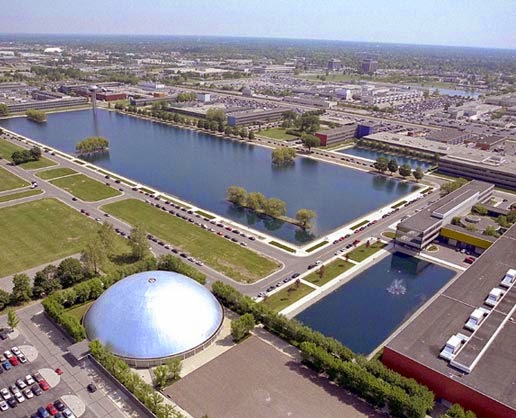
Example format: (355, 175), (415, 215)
(1, 0), (515, 50)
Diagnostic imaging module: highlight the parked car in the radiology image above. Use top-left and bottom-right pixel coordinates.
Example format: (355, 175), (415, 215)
(55, 368), (63, 375)
(32, 385), (42, 396)
(26, 375), (35, 385)
(39, 380), (50, 391)
(22, 388), (33, 399)
(62, 408), (76, 418)
(0, 387), (11, 400)
(87, 383), (97, 393)
(9, 357), (19, 366)
(18, 354), (27, 364)
(37, 406), (50, 418)
(54, 399), (65, 411)
(0, 400), (7, 411)
(46, 403), (58, 415)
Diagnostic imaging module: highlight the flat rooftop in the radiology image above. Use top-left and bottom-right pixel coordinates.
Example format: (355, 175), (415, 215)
(167, 336), (385, 418)
(387, 223), (516, 411)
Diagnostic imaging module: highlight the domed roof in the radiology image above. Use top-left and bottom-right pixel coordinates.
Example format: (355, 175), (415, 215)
(84, 270), (223, 360)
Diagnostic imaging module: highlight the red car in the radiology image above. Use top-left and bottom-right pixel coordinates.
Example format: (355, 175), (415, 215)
(46, 403), (58, 415)
(39, 380), (50, 391)
(9, 357), (19, 366)
(464, 257), (475, 264)
(55, 368), (63, 375)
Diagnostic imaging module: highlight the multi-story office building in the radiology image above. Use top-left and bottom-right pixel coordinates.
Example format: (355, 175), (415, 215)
(4, 97), (88, 113)
(314, 121), (357, 146)
(360, 59), (378, 74)
(226, 108), (288, 126)
(327, 58), (342, 71)
(395, 180), (493, 252)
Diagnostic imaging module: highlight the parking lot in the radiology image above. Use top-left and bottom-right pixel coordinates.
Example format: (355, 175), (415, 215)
(0, 330), (86, 418)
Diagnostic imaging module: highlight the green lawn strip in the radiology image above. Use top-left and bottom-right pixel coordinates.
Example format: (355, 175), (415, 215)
(347, 242), (387, 263)
(382, 231), (396, 239)
(421, 187), (433, 194)
(102, 199), (279, 283)
(195, 210), (215, 220)
(350, 219), (369, 230)
(0, 189), (42, 203)
(97, 169), (137, 186)
(65, 301), (94, 322)
(0, 198), (104, 277)
(262, 283), (314, 312)
(0, 166), (29, 191)
(304, 259), (355, 286)
(306, 240), (329, 253)
(50, 174), (121, 202)
(36, 167), (78, 180)
(269, 241), (296, 253)
(259, 127), (299, 141)
(0, 138), (56, 169)
(139, 187), (156, 194)
(391, 200), (407, 209)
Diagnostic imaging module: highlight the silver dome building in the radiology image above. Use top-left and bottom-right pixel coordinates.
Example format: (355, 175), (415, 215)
(84, 270), (223, 367)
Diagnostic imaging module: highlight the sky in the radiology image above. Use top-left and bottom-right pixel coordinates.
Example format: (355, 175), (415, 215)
(1, 0), (515, 49)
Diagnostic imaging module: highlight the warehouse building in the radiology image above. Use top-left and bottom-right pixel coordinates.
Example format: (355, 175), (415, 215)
(384, 222), (516, 418)
(426, 128), (475, 145)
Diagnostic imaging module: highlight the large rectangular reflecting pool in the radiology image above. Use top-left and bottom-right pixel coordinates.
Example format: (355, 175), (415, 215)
(296, 252), (455, 354)
(0, 110), (419, 244)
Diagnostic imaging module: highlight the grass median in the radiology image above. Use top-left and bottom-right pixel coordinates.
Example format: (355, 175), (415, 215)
(102, 199), (280, 283)
(0, 138), (56, 169)
(262, 282), (314, 312)
(0, 189), (42, 203)
(36, 167), (77, 180)
(0, 166), (29, 192)
(51, 174), (121, 202)
(304, 259), (355, 286)
(347, 242), (387, 263)
(0, 198), (105, 277)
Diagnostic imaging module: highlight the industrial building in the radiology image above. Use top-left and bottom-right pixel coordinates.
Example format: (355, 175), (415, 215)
(84, 270), (224, 368)
(314, 121), (357, 146)
(395, 180), (493, 252)
(360, 59), (378, 74)
(3, 96), (88, 113)
(360, 88), (423, 106)
(384, 222), (516, 418)
(227, 107), (288, 126)
(426, 128), (475, 145)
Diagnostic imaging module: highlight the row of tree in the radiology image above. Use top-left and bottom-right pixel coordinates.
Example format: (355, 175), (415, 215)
(374, 156), (424, 181)
(75, 136), (109, 155)
(226, 186), (317, 229)
(356, 139), (438, 162)
(211, 281), (435, 418)
(11, 145), (42, 165)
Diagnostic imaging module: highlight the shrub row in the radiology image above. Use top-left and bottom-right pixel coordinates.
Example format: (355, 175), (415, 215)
(89, 341), (184, 418)
(212, 281), (434, 418)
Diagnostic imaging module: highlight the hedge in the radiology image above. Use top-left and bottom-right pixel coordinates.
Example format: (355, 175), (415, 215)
(212, 281), (434, 418)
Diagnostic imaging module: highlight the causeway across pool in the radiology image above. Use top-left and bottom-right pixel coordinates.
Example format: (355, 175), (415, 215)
(0, 110), (419, 244)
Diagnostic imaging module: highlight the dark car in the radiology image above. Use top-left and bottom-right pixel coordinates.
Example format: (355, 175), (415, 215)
(32, 385), (42, 396)
(54, 399), (65, 411)
(6, 398), (16, 408)
(291, 273), (300, 278)
(87, 383), (97, 393)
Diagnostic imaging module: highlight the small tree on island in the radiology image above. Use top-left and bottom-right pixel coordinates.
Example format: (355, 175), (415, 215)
(227, 186), (248, 206)
(76, 136), (109, 155)
(246, 192), (266, 211)
(264, 198), (287, 217)
(271, 148), (296, 165)
(26, 109), (47, 123)
(295, 209), (317, 230)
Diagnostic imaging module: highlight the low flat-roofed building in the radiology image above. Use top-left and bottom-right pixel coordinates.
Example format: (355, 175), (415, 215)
(3, 96), (88, 113)
(314, 121), (357, 146)
(426, 128), (475, 145)
(384, 222), (516, 418)
(465, 134), (506, 151)
(395, 180), (493, 252)
(227, 107), (288, 126)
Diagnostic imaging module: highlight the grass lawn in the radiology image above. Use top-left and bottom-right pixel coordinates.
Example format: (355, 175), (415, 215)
(51, 174), (121, 202)
(347, 242), (387, 263)
(102, 199), (280, 283)
(259, 127), (299, 141)
(0, 166), (29, 191)
(304, 259), (355, 286)
(0, 198), (106, 277)
(306, 241), (329, 253)
(195, 210), (215, 219)
(36, 167), (77, 180)
(382, 231), (396, 239)
(0, 189), (42, 203)
(269, 241), (296, 253)
(65, 301), (94, 322)
(0, 138), (56, 169)
(350, 220), (369, 230)
(262, 283), (314, 312)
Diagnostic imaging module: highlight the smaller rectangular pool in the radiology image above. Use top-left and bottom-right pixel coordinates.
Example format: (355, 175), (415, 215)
(295, 252), (455, 354)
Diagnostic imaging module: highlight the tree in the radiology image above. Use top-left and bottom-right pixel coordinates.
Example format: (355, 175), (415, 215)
(227, 186), (247, 206)
(296, 112), (320, 133)
(281, 110), (298, 128)
(76, 136), (109, 155)
(0, 103), (9, 116)
(264, 198), (287, 217)
(239, 128), (248, 139)
(97, 221), (117, 256)
(472, 204), (488, 216)
(26, 109), (47, 123)
(129, 225), (149, 260)
(248, 130), (255, 140)
(483, 225), (499, 237)
(413, 167), (424, 182)
(373, 156), (389, 173)
(205, 108), (226, 124)
(271, 148), (296, 165)
(32, 264), (61, 298)
(166, 358), (182, 381)
(246, 192), (266, 211)
(387, 159), (398, 175)
(301, 133), (320, 152)
(81, 237), (107, 275)
(153, 365), (169, 389)
(440, 178), (468, 196)
(10, 274), (32, 304)
(398, 164), (412, 178)
(57, 258), (84, 288)
(0, 290), (9, 311)
(295, 209), (317, 229)
(30, 146), (42, 160)
(497, 215), (510, 228)
(7, 309), (19, 330)
(231, 313), (255, 342)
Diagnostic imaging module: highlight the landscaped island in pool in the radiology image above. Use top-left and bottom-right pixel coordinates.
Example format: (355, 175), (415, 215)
(0, 110), (419, 244)
(338, 146), (433, 171)
(296, 252), (455, 354)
